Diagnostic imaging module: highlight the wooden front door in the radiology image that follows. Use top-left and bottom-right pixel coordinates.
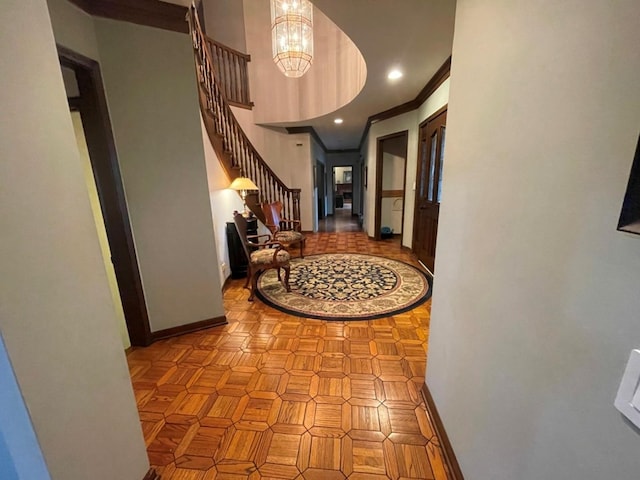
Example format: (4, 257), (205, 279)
(413, 108), (447, 272)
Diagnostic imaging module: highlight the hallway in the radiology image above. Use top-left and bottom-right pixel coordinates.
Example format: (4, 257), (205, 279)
(126, 232), (447, 480)
(318, 205), (361, 233)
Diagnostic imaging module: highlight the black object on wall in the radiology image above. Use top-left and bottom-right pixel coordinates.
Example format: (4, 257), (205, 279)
(618, 134), (640, 235)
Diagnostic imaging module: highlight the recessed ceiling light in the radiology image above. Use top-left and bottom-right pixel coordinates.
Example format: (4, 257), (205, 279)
(334, 118), (344, 124)
(388, 69), (403, 80)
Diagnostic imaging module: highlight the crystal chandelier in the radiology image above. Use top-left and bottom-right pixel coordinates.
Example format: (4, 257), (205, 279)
(270, 0), (313, 78)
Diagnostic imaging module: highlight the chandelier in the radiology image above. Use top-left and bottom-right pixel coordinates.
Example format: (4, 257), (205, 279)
(270, 0), (313, 78)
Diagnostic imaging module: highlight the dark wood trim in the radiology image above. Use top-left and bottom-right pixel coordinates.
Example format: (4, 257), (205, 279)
(381, 189), (404, 198)
(150, 315), (228, 341)
(67, 96), (82, 111)
(414, 56), (452, 106)
(374, 130), (408, 241)
(58, 45), (153, 347)
(419, 104), (449, 129)
(327, 148), (360, 155)
(421, 383), (465, 480)
(618, 133), (640, 235)
(358, 56), (451, 151)
(68, 0), (188, 34)
(227, 99), (254, 110)
(142, 468), (160, 480)
(358, 122), (372, 152)
(369, 99), (417, 125)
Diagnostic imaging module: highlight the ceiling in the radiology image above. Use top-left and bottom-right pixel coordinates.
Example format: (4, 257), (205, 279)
(287, 0), (457, 150)
(164, 0), (456, 150)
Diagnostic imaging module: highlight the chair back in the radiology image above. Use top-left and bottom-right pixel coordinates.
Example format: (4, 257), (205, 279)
(233, 213), (253, 259)
(261, 201), (283, 234)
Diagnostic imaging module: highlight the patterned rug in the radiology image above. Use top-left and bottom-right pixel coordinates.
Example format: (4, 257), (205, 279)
(256, 253), (432, 321)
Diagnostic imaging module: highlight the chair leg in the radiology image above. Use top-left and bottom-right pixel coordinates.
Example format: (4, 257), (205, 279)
(244, 266), (252, 289)
(248, 269), (260, 301)
(283, 265), (291, 292)
(300, 240), (305, 259)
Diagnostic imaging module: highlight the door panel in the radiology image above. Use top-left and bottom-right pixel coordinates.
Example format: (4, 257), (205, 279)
(413, 109), (447, 272)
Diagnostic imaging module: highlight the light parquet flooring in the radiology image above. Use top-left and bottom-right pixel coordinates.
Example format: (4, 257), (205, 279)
(127, 232), (450, 480)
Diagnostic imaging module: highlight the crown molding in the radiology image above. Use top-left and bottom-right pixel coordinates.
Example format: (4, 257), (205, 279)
(358, 56), (452, 151)
(68, 0), (188, 34)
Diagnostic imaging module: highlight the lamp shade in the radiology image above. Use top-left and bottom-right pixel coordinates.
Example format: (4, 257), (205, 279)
(229, 177), (259, 191)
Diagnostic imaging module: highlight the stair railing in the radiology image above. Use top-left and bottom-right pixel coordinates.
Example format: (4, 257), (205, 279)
(205, 37), (253, 109)
(187, 4), (301, 225)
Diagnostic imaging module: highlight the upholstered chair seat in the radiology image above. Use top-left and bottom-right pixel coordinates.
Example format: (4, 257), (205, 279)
(251, 248), (290, 265)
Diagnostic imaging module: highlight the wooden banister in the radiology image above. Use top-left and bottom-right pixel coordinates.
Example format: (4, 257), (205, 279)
(187, 5), (301, 225)
(205, 36), (253, 109)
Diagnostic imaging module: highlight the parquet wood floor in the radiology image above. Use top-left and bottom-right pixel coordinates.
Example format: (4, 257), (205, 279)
(127, 232), (449, 480)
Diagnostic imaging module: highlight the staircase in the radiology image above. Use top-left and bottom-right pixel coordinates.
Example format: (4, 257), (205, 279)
(187, 5), (301, 225)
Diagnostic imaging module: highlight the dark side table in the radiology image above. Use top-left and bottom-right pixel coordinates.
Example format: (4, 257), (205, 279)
(226, 217), (257, 278)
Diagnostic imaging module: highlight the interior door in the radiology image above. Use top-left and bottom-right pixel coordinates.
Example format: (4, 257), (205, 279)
(316, 161), (325, 219)
(413, 108), (447, 272)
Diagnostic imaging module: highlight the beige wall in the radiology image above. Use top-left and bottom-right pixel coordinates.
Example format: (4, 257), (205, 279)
(202, 0), (247, 52)
(47, 0), (100, 60)
(72, 111), (130, 348)
(0, 1), (148, 479)
(427, 1), (640, 479)
(364, 79), (449, 245)
(94, 18), (225, 332)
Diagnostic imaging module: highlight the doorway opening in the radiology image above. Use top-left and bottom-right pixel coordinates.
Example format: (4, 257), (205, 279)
(374, 131), (409, 241)
(59, 46), (152, 347)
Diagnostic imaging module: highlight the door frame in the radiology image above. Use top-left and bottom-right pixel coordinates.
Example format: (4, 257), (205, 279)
(411, 104), (448, 261)
(374, 130), (409, 241)
(58, 45), (153, 346)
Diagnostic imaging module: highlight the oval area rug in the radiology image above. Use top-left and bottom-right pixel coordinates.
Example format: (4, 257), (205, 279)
(255, 253), (432, 321)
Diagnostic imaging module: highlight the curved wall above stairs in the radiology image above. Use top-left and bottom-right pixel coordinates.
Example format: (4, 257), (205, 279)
(243, 0), (367, 124)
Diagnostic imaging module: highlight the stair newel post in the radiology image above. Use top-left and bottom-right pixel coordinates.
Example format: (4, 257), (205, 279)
(293, 190), (301, 227)
(283, 190), (290, 221)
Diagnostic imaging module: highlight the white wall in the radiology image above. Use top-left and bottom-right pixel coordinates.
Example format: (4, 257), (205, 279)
(427, 1), (640, 479)
(94, 18), (225, 332)
(381, 152), (405, 233)
(0, 2), (149, 479)
(233, 107), (315, 231)
(364, 79), (449, 245)
(201, 116), (246, 281)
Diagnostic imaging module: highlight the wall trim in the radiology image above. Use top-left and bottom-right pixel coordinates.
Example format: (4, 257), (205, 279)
(151, 315), (228, 341)
(143, 468), (160, 480)
(68, 0), (188, 34)
(358, 56), (451, 151)
(420, 383), (465, 480)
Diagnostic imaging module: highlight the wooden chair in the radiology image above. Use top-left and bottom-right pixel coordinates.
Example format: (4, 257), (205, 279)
(261, 201), (306, 258)
(233, 212), (291, 301)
